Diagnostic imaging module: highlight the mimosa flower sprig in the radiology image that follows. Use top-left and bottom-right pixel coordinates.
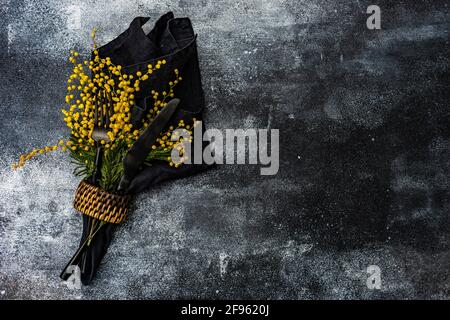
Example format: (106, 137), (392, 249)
(12, 28), (191, 192)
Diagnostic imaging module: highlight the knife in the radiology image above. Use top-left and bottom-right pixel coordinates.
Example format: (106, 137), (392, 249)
(118, 98), (180, 192)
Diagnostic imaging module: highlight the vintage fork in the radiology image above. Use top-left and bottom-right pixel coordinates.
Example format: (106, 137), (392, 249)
(60, 90), (113, 279)
(80, 90), (112, 271)
(91, 90), (112, 185)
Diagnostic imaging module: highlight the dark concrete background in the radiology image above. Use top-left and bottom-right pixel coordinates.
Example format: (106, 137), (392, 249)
(0, 0), (449, 299)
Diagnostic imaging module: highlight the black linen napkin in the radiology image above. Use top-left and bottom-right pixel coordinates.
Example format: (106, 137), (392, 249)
(61, 12), (209, 285)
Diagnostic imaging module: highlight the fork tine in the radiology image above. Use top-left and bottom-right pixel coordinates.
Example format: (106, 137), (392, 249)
(106, 91), (112, 128)
(100, 90), (105, 128)
(103, 90), (107, 128)
(94, 94), (99, 127)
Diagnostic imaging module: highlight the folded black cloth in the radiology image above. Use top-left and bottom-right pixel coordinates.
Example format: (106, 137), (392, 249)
(98, 11), (207, 193)
(62, 12), (209, 285)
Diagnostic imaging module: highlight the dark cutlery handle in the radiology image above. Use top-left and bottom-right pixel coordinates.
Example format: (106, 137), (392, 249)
(59, 237), (90, 281)
(92, 145), (104, 185)
(60, 219), (106, 281)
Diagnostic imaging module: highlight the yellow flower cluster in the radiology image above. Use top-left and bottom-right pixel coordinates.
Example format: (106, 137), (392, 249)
(62, 48), (174, 151)
(12, 140), (67, 170)
(13, 28), (185, 171)
(152, 118), (198, 167)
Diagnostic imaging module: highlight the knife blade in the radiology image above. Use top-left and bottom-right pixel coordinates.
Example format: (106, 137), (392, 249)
(118, 98), (180, 192)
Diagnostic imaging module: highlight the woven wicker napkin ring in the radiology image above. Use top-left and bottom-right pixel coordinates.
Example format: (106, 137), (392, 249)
(73, 180), (131, 224)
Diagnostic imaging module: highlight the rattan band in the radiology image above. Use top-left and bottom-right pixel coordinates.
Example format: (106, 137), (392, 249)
(73, 180), (131, 224)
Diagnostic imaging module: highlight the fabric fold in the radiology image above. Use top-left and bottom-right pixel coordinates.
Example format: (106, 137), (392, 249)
(62, 12), (210, 285)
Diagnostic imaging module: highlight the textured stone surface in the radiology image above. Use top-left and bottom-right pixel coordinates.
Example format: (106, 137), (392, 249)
(0, 0), (449, 299)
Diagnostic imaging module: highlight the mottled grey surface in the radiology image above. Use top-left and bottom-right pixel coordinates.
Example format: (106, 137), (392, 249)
(0, 0), (449, 299)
